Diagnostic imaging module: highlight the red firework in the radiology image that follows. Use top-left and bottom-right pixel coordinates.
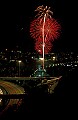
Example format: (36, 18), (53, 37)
(44, 18), (61, 41)
(30, 17), (61, 42)
(30, 5), (61, 54)
(30, 18), (43, 41)
(35, 40), (52, 54)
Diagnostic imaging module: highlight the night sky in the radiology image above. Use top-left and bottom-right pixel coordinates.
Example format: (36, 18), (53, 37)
(0, 0), (77, 52)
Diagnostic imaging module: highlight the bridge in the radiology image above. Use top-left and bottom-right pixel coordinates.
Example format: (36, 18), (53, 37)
(0, 76), (62, 81)
(0, 76), (62, 96)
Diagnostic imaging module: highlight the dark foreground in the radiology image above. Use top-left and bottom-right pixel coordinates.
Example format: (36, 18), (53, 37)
(0, 68), (78, 119)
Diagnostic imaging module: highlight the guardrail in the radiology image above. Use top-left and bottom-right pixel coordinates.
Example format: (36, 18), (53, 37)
(0, 76), (62, 81)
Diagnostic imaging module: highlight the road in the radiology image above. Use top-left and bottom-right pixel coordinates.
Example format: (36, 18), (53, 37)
(0, 80), (25, 116)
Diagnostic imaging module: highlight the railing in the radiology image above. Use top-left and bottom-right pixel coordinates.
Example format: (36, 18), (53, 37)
(0, 76), (62, 81)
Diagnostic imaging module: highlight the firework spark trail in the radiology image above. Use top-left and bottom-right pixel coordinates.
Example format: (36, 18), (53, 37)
(30, 18), (61, 42)
(44, 18), (61, 41)
(35, 5), (53, 19)
(30, 5), (61, 69)
(35, 40), (52, 54)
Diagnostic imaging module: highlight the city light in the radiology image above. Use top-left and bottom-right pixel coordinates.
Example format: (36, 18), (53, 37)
(39, 58), (44, 61)
(0, 88), (3, 103)
(18, 60), (22, 77)
(53, 56), (56, 61)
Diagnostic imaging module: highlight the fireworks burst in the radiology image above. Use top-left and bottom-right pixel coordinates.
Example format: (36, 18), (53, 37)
(30, 5), (61, 69)
(30, 17), (61, 42)
(35, 40), (52, 54)
(35, 5), (53, 19)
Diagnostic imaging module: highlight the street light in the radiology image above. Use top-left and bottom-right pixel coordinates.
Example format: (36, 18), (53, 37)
(18, 60), (21, 77)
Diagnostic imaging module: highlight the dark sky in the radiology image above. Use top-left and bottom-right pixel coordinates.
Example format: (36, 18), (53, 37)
(0, 0), (77, 52)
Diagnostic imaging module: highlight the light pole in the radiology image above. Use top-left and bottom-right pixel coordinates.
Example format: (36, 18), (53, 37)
(18, 60), (21, 77)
